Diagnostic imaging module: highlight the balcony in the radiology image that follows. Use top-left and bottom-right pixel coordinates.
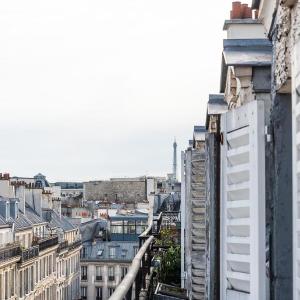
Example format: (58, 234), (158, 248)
(20, 246), (39, 262)
(57, 240), (69, 253)
(0, 242), (21, 262)
(108, 214), (161, 300)
(69, 239), (82, 251)
(109, 211), (182, 300)
(34, 235), (59, 252)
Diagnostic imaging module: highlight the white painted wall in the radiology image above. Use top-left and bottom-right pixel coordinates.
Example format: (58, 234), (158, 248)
(0, 227), (13, 246)
(226, 23), (267, 39)
(0, 180), (14, 198)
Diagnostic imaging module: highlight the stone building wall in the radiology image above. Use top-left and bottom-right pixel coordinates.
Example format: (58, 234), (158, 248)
(274, 1), (300, 92)
(84, 178), (147, 203)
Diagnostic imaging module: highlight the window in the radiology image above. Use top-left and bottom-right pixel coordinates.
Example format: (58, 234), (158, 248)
(109, 247), (116, 258)
(49, 255), (52, 274)
(108, 266), (115, 281)
(121, 267), (128, 280)
(108, 288), (115, 297)
(111, 225), (123, 234)
(128, 221), (135, 234)
(4, 272), (8, 299)
(81, 266), (87, 281)
(121, 249), (128, 257)
(95, 266), (102, 281)
(81, 247), (87, 258)
(81, 287), (87, 300)
(24, 268), (28, 294)
(96, 287), (102, 300)
(19, 271), (23, 298)
(134, 247), (139, 256)
(35, 262), (39, 283)
(30, 266), (34, 292)
(11, 268), (15, 296)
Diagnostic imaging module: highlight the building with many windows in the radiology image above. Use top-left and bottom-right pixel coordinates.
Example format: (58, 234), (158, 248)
(80, 212), (148, 299)
(0, 173), (82, 300)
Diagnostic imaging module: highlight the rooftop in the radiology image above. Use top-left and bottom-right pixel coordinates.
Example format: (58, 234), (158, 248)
(81, 240), (138, 262)
(42, 209), (76, 232)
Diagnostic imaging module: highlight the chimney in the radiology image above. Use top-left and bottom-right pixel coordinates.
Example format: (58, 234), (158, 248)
(230, 2), (253, 19)
(230, 1), (242, 19)
(224, 2), (266, 39)
(241, 4), (252, 18)
(15, 184), (26, 214)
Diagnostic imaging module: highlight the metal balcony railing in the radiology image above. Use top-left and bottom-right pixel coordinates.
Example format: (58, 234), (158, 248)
(20, 246), (39, 262)
(0, 242), (21, 262)
(69, 239), (82, 251)
(37, 235), (59, 251)
(57, 240), (69, 252)
(109, 213), (163, 300)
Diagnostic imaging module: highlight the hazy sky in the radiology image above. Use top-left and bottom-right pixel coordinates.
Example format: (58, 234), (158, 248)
(0, 0), (251, 182)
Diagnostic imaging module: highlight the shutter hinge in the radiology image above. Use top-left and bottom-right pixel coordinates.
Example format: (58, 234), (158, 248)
(220, 132), (224, 145)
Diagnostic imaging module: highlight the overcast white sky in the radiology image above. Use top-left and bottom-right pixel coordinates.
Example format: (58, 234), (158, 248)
(0, 0), (251, 182)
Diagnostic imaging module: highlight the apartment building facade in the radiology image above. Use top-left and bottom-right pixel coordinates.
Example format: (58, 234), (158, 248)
(0, 173), (81, 300)
(80, 213), (148, 300)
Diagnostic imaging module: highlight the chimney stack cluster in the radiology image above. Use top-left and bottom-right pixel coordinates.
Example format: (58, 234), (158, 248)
(11, 181), (27, 187)
(230, 2), (253, 19)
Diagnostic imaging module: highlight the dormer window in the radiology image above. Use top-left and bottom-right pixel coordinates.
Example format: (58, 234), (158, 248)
(109, 247), (116, 258)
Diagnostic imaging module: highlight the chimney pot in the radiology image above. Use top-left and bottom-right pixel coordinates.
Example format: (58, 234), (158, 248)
(231, 1), (242, 19)
(242, 4), (252, 19)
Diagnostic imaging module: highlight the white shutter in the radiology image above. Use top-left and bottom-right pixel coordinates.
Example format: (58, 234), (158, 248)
(221, 100), (266, 300)
(293, 38), (300, 300)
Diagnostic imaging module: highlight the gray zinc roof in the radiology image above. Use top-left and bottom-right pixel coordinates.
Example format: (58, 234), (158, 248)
(205, 94), (228, 129)
(81, 240), (138, 262)
(42, 209), (76, 232)
(207, 94), (227, 115)
(15, 212), (33, 231)
(80, 219), (107, 243)
(25, 204), (47, 225)
(0, 215), (10, 227)
(193, 126), (206, 142)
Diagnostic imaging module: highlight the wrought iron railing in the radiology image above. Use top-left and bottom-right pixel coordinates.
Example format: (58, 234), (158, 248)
(37, 235), (59, 251)
(69, 239), (82, 251)
(0, 242), (21, 262)
(57, 240), (69, 252)
(20, 246), (39, 262)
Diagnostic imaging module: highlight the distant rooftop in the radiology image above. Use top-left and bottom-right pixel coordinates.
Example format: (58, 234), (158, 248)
(193, 126), (206, 142)
(54, 182), (83, 189)
(81, 240), (138, 262)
